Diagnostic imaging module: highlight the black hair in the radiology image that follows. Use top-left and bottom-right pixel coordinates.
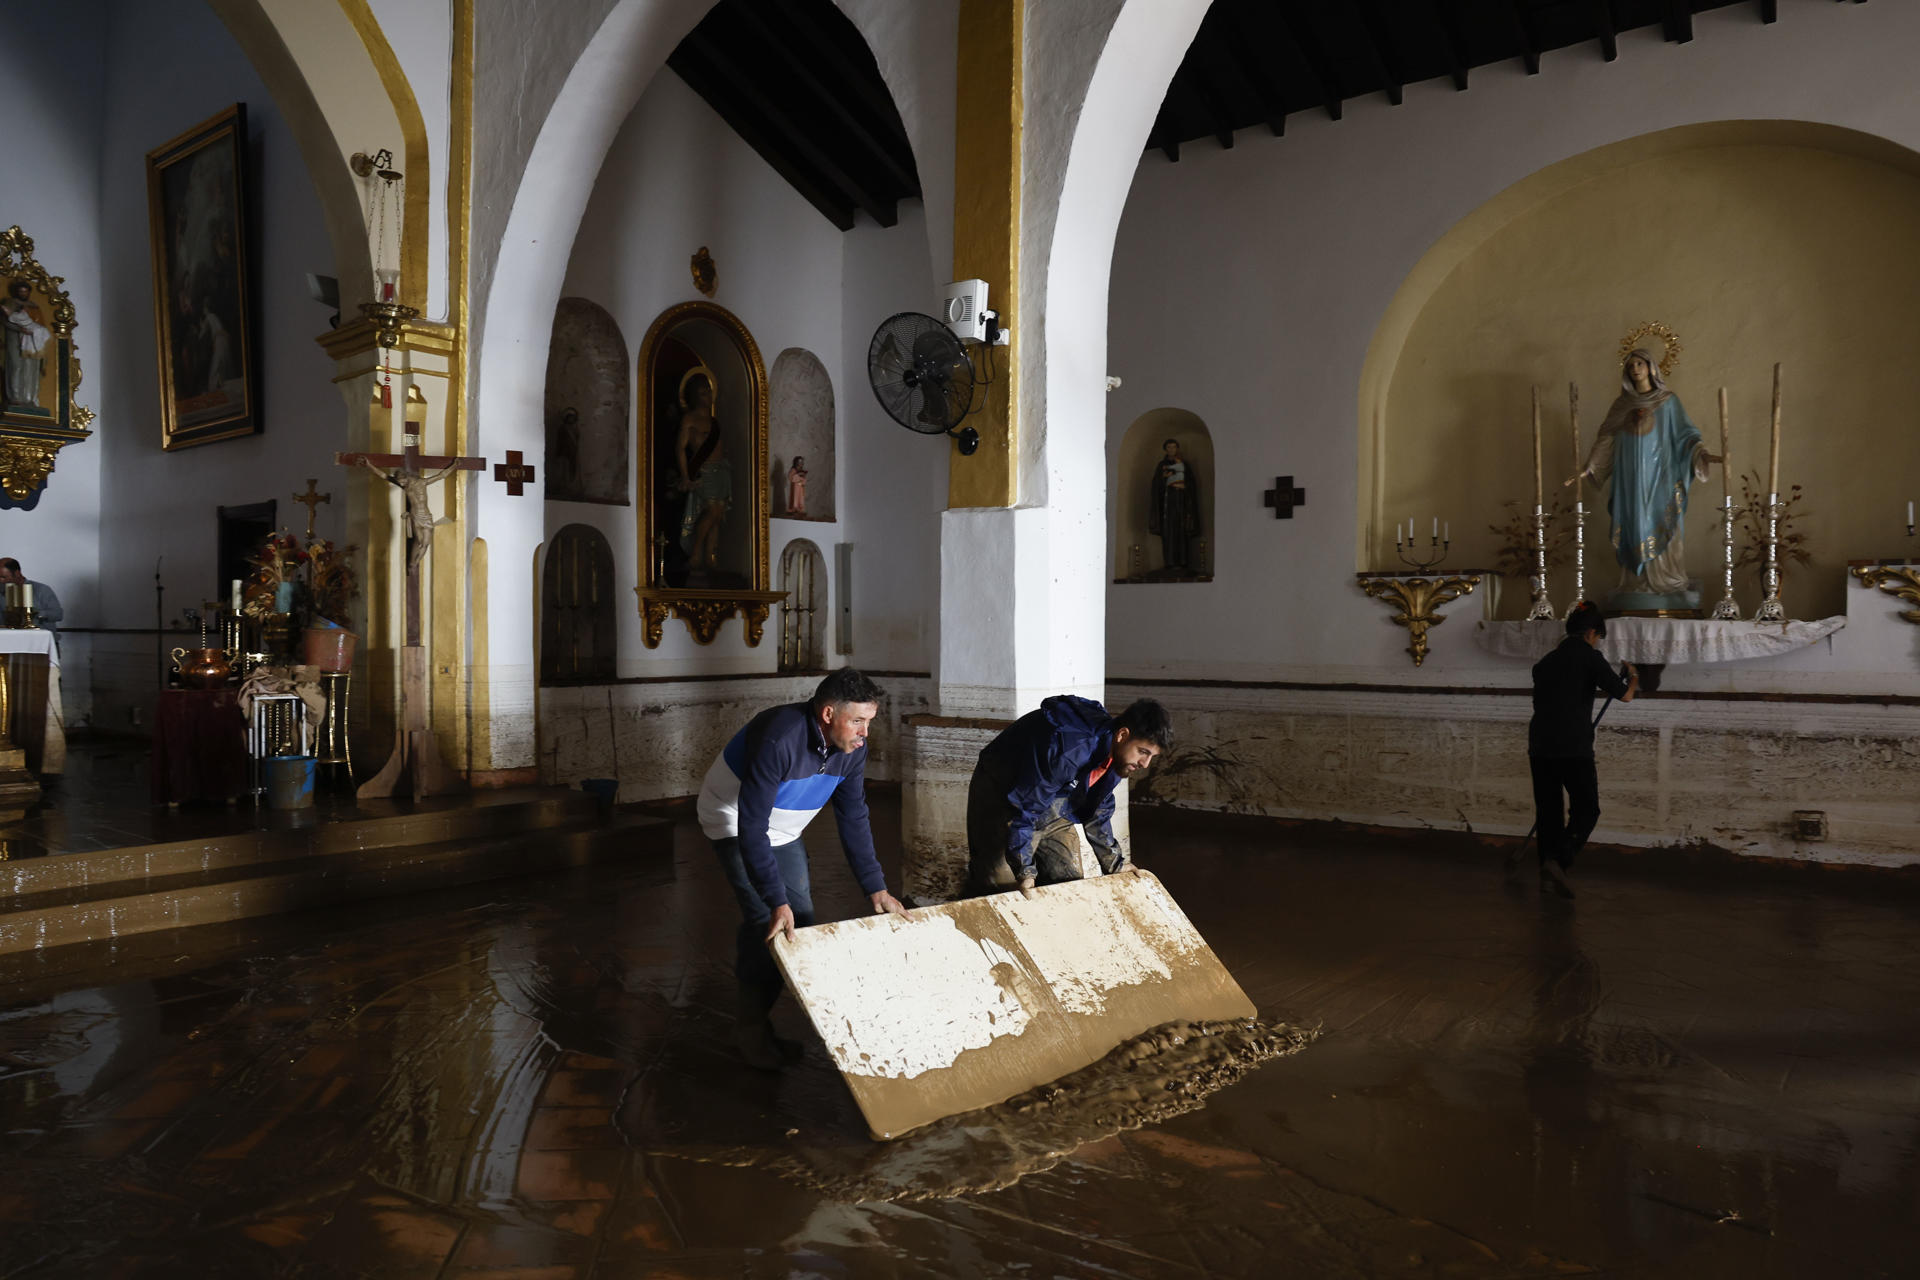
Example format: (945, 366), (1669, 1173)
(1113, 698), (1175, 752)
(0, 558), (17, 574)
(1565, 601), (1607, 639)
(811, 668), (884, 713)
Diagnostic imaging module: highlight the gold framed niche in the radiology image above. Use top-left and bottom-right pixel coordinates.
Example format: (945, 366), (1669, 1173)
(636, 299), (782, 646)
(0, 226), (93, 504)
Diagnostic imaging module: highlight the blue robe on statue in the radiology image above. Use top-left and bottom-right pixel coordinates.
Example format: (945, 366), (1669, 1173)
(1582, 350), (1710, 604)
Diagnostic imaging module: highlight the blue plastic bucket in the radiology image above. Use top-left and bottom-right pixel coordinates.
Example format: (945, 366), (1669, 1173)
(266, 755), (316, 810)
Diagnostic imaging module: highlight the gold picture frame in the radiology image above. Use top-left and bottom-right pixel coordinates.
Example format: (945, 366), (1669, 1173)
(635, 299), (782, 646)
(147, 103), (258, 450)
(0, 226), (92, 506)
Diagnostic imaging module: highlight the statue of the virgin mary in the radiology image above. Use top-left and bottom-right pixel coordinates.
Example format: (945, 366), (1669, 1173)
(1573, 348), (1721, 613)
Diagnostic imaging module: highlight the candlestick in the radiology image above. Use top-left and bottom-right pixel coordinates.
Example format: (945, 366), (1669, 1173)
(1569, 381), (1584, 612)
(1907, 500), (1913, 533)
(1431, 517), (1437, 540)
(1531, 385), (1543, 511)
(1444, 521), (1449, 542)
(1767, 362), (1782, 498)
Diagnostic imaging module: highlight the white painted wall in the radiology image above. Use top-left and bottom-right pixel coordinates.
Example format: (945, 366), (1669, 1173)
(1105, 0), (1920, 697)
(86, 0), (339, 728)
(0, 2), (107, 625)
(552, 70), (849, 677)
(368, 0), (452, 321)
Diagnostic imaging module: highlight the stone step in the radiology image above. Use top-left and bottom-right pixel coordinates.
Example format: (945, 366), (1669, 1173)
(0, 788), (604, 901)
(0, 809), (671, 956)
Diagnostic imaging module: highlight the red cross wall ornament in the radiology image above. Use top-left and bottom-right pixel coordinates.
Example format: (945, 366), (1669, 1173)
(494, 450), (537, 496)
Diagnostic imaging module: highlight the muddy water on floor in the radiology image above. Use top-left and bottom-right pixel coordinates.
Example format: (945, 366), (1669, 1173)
(2, 805), (1918, 1277)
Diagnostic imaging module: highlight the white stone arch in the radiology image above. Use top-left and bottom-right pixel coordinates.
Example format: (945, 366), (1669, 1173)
(471, 0), (948, 764)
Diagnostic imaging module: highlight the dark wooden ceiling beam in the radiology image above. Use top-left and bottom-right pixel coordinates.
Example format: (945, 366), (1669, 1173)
(1665, 0), (1695, 43)
(750, 0), (914, 163)
(1275, 7), (1343, 121)
(729, 1), (919, 195)
(668, 53), (855, 230)
(1507, 1), (1541, 75)
(1593, 0), (1619, 61)
(1429, 0), (1470, 90)
(1760, 0), (1777, 22)
(1174, 63), (1235, 150)
(1353, 0), (1406, 106)
(1217, 5), (1289, 136)
(675, 34), (898, 227)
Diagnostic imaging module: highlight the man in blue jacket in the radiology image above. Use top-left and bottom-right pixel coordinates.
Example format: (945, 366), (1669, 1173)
(966, 696), (1174, 897)
(697, 668), (911, 1069)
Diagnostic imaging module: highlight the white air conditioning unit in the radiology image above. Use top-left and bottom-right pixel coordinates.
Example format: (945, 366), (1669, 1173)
(941, 279), (989, 344)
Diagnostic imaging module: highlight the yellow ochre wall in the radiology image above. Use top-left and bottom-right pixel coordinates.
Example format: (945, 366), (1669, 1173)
(1367, 122), (1920, 621)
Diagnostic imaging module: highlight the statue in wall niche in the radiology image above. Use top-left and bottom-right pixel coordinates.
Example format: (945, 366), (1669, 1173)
(1148, 437), (1200, 574)
(1570, 348), (1723, 613)
(675, 368), (732, 573)
(786, 455), (808, 516)
(2, 279), (49, 408)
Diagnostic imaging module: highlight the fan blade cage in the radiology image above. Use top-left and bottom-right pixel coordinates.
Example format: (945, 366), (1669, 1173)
(868, 312), (975, 435)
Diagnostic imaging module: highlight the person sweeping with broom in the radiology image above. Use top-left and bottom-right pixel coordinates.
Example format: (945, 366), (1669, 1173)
(1527, 602), (1637, 899)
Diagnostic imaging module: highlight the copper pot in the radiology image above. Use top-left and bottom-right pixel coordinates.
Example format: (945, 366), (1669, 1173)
(171, 646), (232, 689)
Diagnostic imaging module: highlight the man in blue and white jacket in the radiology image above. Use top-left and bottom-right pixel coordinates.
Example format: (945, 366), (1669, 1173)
(697, 667), (911, 1069)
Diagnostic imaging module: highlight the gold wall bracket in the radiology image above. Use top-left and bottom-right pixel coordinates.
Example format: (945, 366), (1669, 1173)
(1850, 565), (1920, 625)
(1356, 572), (1484, 668)
(638, 587), (786, 648)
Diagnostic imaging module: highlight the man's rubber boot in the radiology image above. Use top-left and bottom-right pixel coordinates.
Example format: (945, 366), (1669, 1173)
(1540, 859), (1576, 900)
(735, 983), (785, 1071)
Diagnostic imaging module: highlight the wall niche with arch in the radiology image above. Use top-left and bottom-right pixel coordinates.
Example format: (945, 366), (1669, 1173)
(769, 347), (835, 522)
(778, 538), (828, 671)
(1113, 408), (1214, 583)
(541, 524), (617, 684)
(544, 297), (630, 505)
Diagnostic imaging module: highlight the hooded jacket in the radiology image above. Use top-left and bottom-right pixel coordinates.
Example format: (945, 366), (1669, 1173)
(978, 694), (1123, 879)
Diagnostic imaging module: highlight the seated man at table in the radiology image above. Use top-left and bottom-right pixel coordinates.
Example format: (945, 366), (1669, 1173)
(0, 558), (62, 631)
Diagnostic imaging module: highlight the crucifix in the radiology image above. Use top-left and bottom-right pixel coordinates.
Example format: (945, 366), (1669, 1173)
(493, 450), (536, 496)
(1263, 476), (1307, 519)
(335, 417), (486, 801)
(292, 478), (331, 540)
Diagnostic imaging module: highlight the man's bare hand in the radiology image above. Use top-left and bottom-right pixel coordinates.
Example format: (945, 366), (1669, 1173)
(1017, 876), (1037, 900)
(870, 890), (911, 921)
(764, 904), (796, 945)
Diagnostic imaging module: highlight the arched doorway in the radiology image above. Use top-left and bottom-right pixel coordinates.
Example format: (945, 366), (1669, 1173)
(778, 539), (826, 672)
(541, 525), (617, 683)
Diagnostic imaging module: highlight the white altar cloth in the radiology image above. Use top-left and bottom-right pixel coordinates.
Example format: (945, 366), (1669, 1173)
(0, 628), (63, 773)
(1474, 616), (1846, 665)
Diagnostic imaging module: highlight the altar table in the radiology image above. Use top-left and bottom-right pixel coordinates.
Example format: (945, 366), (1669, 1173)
(0, 629), (62, 775)
(1474, 615), (1846, 665)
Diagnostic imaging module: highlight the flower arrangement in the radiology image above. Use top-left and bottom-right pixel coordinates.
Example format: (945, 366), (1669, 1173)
(1733, 471), (1811, 579)
(1489, 493), (1577, 582)
(242, 531), (358, 626)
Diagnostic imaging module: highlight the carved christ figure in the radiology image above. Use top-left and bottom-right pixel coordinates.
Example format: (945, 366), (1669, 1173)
(361, 457), (462, 573)
(1569, 349), (1723, 599)
(674, 370), (731, 570)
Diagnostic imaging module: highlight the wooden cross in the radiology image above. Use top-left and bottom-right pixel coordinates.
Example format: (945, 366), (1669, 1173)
(334, 436), (486, 800)
(493, 450), (536, 496)
(292, 478), (331, 540)
(1263, 475), (1307, 519)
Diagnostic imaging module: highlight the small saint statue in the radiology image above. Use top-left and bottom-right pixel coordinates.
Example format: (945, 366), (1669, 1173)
(786, 455), (808, 517)
(1569, 348), (1723, 611)
(1148, 437), (1199, 574)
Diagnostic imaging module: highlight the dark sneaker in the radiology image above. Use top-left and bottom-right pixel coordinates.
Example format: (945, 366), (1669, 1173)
(1540, 859), (1576, 900)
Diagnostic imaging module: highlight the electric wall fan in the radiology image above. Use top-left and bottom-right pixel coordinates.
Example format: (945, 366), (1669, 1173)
(867, 312), (980, 455)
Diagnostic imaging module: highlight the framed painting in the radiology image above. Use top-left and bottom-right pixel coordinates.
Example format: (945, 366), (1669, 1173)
(147, 103), (258, 450)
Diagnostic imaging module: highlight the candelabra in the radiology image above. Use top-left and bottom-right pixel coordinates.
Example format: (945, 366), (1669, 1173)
(1524, 505), (1556, 620)
(1752, 492), (1786, 623)
(1708, 495), (1741, 619)
(1394, 529), (1449, 571)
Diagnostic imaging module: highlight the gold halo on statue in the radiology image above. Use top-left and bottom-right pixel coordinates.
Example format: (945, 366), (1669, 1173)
(1617, 322), (1681, 379)
(677, 363), (718, 412)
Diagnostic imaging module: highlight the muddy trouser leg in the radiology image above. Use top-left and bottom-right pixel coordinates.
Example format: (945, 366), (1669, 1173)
(1529, 756), (1569, 869)
(1031, 819), (1084, 886)
(965, 756), (1018, 895)
(711, 835), (814, 1013)
(1560, 759), (1601, 870)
